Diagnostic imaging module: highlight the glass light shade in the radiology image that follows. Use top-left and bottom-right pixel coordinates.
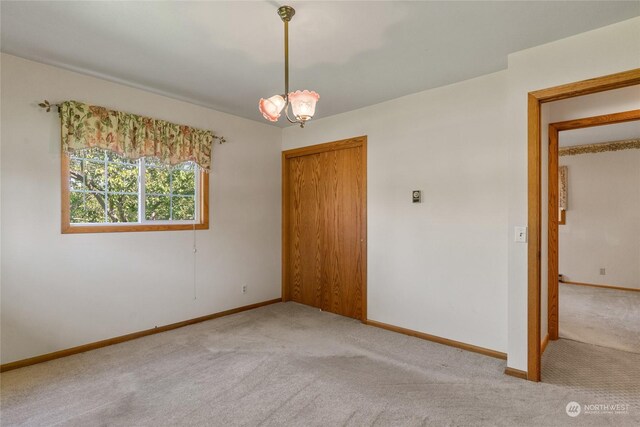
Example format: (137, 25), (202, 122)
(288, 90), (320, 122)
(259, 95), (286, 122)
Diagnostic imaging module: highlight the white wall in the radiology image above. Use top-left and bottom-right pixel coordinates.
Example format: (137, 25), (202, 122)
(559, 149), (640, 289)
(0, 54), (282, 364)
(283, 71), (510, 353)
(506, 17), (640, 370)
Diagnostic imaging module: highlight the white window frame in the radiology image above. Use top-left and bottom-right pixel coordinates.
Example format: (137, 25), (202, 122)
(63, 149), (207, 232)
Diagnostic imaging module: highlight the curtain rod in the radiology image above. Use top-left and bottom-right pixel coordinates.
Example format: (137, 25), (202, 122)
(38, 100), (226, 144)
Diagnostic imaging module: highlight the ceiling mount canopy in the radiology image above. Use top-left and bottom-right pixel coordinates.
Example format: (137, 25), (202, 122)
(259, 5), (319, 128)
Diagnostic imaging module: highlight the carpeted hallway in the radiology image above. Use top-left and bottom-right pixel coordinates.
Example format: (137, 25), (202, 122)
(2, 302), (639, 426)
(559, 283), (640, 353)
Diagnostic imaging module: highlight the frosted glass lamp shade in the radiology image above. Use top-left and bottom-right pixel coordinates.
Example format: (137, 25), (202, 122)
(288, 90), (320, 122)
(259, 95), (286, 122)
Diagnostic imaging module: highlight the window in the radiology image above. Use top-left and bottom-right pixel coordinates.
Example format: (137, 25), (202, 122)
(62, 148), (208, 233)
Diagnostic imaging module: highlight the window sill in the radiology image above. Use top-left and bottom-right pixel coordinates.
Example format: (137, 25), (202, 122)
(61, 222), (209, 234)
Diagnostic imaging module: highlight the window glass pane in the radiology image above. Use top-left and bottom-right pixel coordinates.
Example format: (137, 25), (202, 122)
(144, 157), (165, 168)
(172, 196), (195, 220)
(67, 150), (200, 227)
(70, 192), (107, 223)
(107, 163), (138, 193)
(69, 192), (84, 223)
(145, 167), (170, 195)
(85, 193), (106, 223)
(145, 196), (170, 220)
(69, 159), (85, 190)
(84, 160), (105, 192)
(106, 150), (137, 164)
(172, 165), (196, 195)
(72, 149), (105, 162)
(107, 194), (139, 223)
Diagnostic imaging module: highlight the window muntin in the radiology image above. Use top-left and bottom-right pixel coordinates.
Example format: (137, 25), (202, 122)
(68, 149), (199, 226)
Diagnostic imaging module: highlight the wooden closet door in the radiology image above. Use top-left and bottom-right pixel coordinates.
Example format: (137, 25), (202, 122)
(283, 136), (367, 321)
(320, 147), (365, 319)
(287, 154), (323, 308)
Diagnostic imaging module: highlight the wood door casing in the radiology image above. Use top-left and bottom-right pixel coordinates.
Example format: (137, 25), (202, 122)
(527, 70), (640, 382)
(283, 137), (367, 321)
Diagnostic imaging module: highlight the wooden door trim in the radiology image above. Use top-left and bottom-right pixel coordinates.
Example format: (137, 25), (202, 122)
(547, 109), (640, 343)
(527, 68), (640, 382)
(282, 136), (368, 321)
(283, 137), (366, 159)
(547, 124), (560, 341)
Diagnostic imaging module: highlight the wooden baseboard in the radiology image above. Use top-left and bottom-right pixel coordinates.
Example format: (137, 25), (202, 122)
(504, 367), (528, 380)
(505, 336), (547, 381)
(541, 333), (549, 355)
(561, 280), (639, 293)
(0, 298), (282, 373)
(364, 319), (507, 360)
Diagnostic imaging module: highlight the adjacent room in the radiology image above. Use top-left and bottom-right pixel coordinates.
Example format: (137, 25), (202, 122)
(539, 96), (640, 406)
(1, 1), (639, 426)
(557, 120), (640, 354)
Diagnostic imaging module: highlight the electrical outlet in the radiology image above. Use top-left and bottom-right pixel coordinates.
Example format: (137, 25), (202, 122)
(514, 226), (528, 243)
(599, 268), (606, 275)
(242, 285), (247, 294)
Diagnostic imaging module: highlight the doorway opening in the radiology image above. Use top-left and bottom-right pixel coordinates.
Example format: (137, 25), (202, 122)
(547, 110), (640, 347)
(526, 69), (640, 381)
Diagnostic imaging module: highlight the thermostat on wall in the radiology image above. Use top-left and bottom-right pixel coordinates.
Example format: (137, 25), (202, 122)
(412, 190), (421, 203)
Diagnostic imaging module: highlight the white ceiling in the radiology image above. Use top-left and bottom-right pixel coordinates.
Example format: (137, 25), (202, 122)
(560, 121), (640, 147)
(1, 1), (639, 126)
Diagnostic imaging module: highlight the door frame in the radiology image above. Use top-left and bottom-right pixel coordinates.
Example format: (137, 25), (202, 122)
(281, 136), (368, 321)
(527, 68), (640, 381)
(547, 109), (640, 341)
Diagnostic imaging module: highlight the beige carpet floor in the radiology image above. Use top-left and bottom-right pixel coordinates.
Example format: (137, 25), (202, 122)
(559, 283), (640, 353)
(2, 302), (639, 426)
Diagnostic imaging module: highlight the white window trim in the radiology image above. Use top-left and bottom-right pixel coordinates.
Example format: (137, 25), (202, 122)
(68, 150), (200, 227)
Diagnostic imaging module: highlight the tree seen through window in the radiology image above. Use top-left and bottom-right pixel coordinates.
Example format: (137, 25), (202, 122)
(69, 149), (197, 224)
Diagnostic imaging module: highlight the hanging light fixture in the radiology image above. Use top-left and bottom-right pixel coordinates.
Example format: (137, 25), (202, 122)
(259, 5), (319, 128)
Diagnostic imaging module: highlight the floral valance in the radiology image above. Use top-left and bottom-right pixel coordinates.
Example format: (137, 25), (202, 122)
(60, 100), (216, 171)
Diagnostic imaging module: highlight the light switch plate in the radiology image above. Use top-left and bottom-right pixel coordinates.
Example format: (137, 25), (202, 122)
(515, 226), (528, 243)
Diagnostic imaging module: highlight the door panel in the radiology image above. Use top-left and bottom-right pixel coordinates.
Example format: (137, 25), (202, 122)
(284, 137), (366, 321)
(288, 154), (322, 308)
(320, 148), (364, 319)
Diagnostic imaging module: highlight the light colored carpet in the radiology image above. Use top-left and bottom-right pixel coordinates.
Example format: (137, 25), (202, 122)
(2, 302), (639, 426)
(559, 283), (640, 353)
(542, 338), (640, 405)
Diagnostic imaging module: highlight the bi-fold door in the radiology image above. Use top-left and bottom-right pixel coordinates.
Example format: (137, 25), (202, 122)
(282, 137), (367, 321)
